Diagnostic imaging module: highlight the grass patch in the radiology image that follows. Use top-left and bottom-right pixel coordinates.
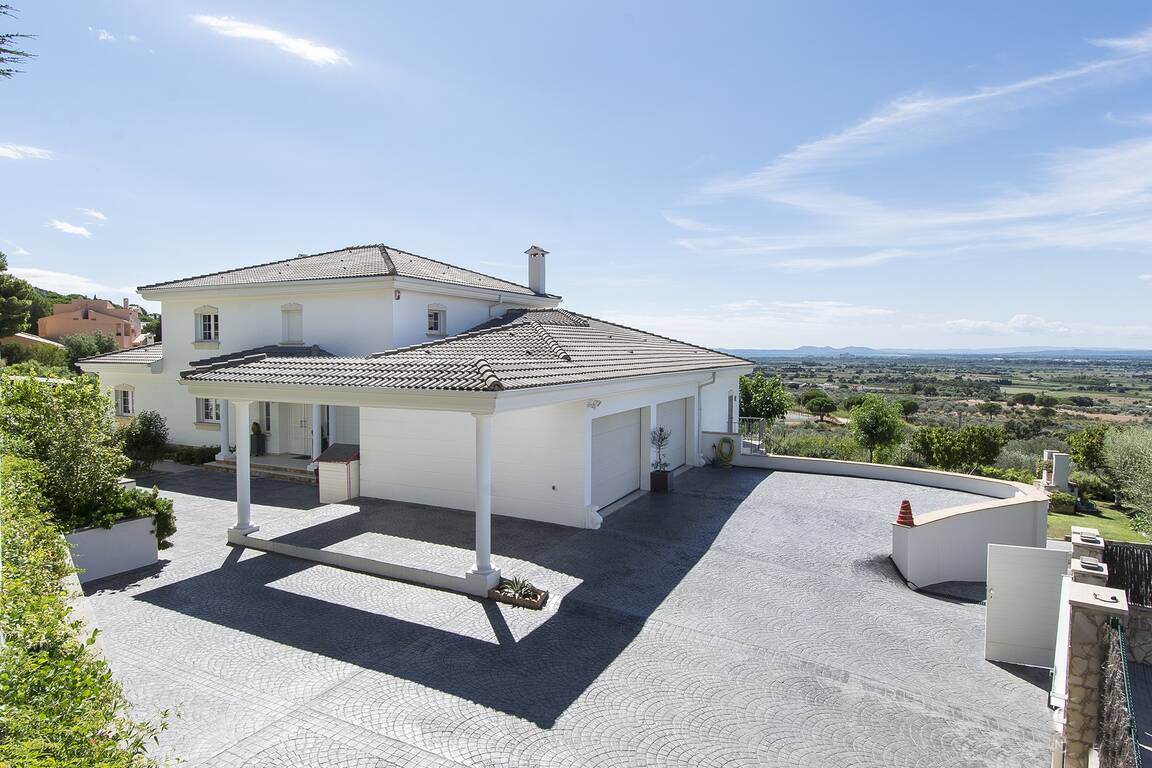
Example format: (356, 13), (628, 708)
(1047, 499), (1148, 544)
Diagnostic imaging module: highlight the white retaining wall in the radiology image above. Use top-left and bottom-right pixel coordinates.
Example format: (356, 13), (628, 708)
(65, 516), (158, 583)
(698, 441), (1051, 589)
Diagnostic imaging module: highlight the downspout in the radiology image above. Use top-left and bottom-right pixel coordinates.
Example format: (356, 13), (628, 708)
(696, 372), (717, 463)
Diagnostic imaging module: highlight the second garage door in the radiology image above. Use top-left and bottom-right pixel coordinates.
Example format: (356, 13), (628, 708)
(655, 398), (688, 470)
(591, 409), (641, 508)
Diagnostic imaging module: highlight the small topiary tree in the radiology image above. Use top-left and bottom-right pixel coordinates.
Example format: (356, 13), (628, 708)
(123, 410), (169, 471)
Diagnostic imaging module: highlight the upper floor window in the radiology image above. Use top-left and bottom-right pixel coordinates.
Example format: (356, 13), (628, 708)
(281, 302), (303, 345)
(114, 386), (134, 416)
(427, 304), (446, 337)
(194, 306), (219, 342)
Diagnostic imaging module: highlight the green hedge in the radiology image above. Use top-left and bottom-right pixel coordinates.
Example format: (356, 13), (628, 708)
(0, 456), (166, 767)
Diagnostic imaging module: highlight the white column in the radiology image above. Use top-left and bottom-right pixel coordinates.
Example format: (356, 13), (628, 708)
(216, 399), (233, 460)
(311, 403), (323, 461)
(232, 400), (257, 533)
(472, 413), (494, 575)
(327, 405), (336, 445)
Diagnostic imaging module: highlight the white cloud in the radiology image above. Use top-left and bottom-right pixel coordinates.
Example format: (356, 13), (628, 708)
(191, 15), (350, 66)
(1091, 29), (1152, 55)
(2, 240), (31, 257)
(0, 144), (52, 160)
(944, 314), (1071, 335)
(1140, 274), (1152, 281)
(8, 267), (148, 307)
(77, 207), (107, 221)
(770, 249), (913, 271)
(127, 34), (139, 42)
(89, 26), (116, 42)
(47, 220), (92, 238)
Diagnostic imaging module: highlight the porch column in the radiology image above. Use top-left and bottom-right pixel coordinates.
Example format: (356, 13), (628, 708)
(231, 400), (257, 533)
(215, 399), (233, 460)
(311, 403), (323, 459)
(471, 413), (494, 575)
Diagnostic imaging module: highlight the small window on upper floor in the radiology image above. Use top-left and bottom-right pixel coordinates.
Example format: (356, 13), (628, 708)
(114, 386), (134, 416)
(427, 304), (446, 337)
(194, 306), (220, 342)
(281, 303), (303, 345)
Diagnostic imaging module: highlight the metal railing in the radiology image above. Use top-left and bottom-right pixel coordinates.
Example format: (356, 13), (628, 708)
(1099, 616), (1142, 768)
(738, 417), (769, 456)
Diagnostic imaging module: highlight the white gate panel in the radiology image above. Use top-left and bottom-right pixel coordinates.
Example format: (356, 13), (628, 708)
(985, 544), (1070, 668)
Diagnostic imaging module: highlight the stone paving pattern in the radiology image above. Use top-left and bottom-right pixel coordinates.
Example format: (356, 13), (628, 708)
(85, 467), (1050, 767)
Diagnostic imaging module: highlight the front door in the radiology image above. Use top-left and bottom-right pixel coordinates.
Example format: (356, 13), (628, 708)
(282, 404), (312, 456)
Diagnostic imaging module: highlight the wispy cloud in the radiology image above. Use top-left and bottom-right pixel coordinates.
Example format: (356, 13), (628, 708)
(47, 220), (92, 238)
(0, 144), (52, 160)
(944, 314), (1071, 336)
(78, 207), (107, 221)
(662, 212), (721, 233)
(1140, 273), (1152, 281)
(89, 26), (116, 42)
(942, 313), (1152, 340)
(191, 15), (350, 65)
(2, 240), (31, 257)
(769, 249), (914, 271)
(8, 267), (145, 305)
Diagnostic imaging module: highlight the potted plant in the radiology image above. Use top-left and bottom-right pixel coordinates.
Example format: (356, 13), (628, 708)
(650, 426), (673, 492)
(251, 421), (267, 457)
(489, 576), (549, 609)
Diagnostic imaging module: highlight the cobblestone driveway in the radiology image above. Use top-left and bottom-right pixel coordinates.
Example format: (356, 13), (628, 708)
(85, 467), (1049, 767)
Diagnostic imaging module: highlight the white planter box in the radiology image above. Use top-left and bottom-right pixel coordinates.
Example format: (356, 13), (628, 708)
(66, 516), (158, 583)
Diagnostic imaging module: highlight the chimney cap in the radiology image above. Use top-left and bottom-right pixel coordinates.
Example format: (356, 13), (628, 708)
(525, 245), (549, 257)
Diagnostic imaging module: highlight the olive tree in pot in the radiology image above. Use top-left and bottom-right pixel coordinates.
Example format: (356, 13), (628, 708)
(650, 426), (674, 492)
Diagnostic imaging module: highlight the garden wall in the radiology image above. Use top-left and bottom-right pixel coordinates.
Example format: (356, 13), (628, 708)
(65, 516), (158, 583)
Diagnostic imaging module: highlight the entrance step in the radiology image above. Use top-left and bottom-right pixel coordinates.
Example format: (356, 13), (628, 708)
(203, 460), (317, 485)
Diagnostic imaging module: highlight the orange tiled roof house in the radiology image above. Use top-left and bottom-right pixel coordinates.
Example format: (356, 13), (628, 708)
(37, 298), (145, 349)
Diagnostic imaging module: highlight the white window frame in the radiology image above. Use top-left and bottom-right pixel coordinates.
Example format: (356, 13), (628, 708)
(194, 305), (220, 343)
(115, 386), (134, 416)
(281, 302), (304, 345)
(196, 397), (221, 423)
(427, 304), (447, 337)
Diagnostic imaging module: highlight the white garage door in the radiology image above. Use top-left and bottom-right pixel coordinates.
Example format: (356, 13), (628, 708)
(592, 409), (641, 508)
(656, 398), (687, 470)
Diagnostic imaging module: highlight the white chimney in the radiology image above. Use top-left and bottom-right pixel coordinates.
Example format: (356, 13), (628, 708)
(526, 245), (549, 294)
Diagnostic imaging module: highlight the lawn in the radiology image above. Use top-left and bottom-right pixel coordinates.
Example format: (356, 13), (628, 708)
(1047, 500), (1148, 544)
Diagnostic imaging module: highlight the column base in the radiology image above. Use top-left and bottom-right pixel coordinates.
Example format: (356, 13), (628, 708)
(465, 567), (501, 595)
(228, 525), (260, 540)
(216, 450), (235, 461)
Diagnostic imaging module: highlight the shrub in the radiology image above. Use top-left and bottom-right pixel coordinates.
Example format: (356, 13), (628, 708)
(1103, 427), (1152, 526)
(168, 444), (219, 465)
(1070, 470), (1110, 500)
(0, 456), (166, 766)
(59, 331), (118, 369)
(899, 399), (920, 417)
(1048, 491), (1077, 514)
(849, 394), (904, 462)
(0, 341), (68, 368)
(104, 486), (176, 547)
(971, 465), (1036, 483)
(0, 374), (129, 530)
(1068, 425), (1108, 473)
(123, 410), (169, 471)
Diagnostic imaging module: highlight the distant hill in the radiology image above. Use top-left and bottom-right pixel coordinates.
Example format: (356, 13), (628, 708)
(722, 346), (1152, 360)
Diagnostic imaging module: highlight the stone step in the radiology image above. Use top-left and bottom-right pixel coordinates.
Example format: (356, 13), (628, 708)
(203, 461), (318, 485)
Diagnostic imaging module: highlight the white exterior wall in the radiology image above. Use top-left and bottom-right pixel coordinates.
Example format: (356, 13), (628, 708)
(391, 288), (503, 345)
(700, 369), (742, 433)
(359, 401), (588, 527)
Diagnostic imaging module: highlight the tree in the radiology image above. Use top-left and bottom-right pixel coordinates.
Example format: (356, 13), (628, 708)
(1068, 425), (1108, 474)
(842, 394), (866, 411)
(1010, 392), (1036, 406)
(799, 387), (830, 406)
(977, 402), (1003, 419)
(123, 410), (169, 471)
(0, 374), (129, 528)
(60, 332), (118, 369)
(850, 395), (904, 462)
(1103, 428), (1152, 522)
(1036, 393), (1059, 408)
(899, 399), (919, 417)
(805, 395), (838, 422)
(1, 4), (34, 79)
(0, 251), (38, 335)
(910, 424), (1008, 472)
(142, 312), (162, 341)
(739, 372), (792, 421)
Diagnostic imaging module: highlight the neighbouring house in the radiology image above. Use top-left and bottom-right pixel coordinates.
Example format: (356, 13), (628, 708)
(0, 331), (66, 350)
(38, 297), (147, 349)
(80, 243), (750, 593)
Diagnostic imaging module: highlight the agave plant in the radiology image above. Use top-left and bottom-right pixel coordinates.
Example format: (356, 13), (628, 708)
(500, 576), (537, 599)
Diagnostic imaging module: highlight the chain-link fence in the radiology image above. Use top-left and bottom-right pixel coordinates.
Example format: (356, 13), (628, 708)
(1098, 617), (1141, 768)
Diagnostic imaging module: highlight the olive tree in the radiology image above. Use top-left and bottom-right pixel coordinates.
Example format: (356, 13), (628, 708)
(1103, 427), (1152, 522)
(849, 394), (904, 462)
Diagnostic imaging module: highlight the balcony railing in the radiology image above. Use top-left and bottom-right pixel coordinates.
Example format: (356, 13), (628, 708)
(738, 417), (769, 456)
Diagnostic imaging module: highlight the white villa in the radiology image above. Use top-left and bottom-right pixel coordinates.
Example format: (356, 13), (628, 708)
(82, 244), (750, 594)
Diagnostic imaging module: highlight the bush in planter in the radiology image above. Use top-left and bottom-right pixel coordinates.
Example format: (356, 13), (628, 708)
(0, 456), (166, 766)
(1048, 491), (1077, 514)
(0, 374), (129, 530)
(105, 485), (176, 547)
(123, 410), (169, 471)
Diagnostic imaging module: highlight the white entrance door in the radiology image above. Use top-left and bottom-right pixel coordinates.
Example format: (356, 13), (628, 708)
(282, 404), (312, 456)
(656, 398), (687, 470)
(591, 409), (641, 508)
(985, 543), (1070, 667)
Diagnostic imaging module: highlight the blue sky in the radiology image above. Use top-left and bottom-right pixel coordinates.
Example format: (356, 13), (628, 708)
(3, 1), (1152, 349)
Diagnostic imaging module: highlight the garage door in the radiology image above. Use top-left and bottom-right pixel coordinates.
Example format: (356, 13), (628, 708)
(592, 409), (641, 508)
(656, 398), (687, 470)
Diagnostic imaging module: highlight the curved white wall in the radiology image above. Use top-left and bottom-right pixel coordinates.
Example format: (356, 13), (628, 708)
(707, 446), (1051, 589)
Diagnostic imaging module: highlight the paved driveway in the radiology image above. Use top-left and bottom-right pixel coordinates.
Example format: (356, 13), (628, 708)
(85, 467), (1049, 767)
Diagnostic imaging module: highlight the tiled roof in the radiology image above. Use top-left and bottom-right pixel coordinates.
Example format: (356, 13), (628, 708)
(139, 244), (552, 297)
(78, 342), (164, 365)
(188, 344), (334, 369)
(180, 310), (750, 392)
